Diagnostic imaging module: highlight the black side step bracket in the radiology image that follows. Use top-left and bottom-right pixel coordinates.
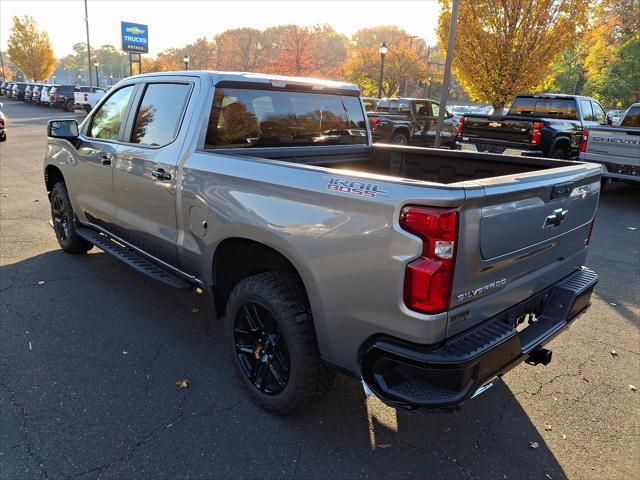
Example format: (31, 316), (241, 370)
(76, 228), (193, 290)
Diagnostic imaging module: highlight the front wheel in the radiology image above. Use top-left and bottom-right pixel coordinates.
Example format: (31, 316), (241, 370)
(225, 271), (335, 414)
(65, 99), (75, 112)
(50, 182), (93, 254)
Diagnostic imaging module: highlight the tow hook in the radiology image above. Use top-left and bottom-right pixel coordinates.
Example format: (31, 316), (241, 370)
(526, 347), (553, 366)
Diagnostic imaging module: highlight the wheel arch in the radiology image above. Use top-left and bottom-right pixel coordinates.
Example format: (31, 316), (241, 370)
(549, 136), (571, 156)
(44, 165), (65, 197)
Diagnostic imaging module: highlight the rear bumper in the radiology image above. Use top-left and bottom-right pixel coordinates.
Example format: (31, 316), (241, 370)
(458, 138), (543, 156)
(361, 267), (597, 412)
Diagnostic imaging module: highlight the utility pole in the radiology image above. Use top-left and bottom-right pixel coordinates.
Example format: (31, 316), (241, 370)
(84, 0), (93, 87)
(434, 0), (460, 148)
(0, 51), (5, 80)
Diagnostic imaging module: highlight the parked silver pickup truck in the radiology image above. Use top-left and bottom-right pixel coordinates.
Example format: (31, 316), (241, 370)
(580, 102), (640, 183)
(44, 72), (600, 414)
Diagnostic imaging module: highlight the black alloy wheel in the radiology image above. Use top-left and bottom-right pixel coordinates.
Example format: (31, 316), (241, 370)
(51, 191), (70, 244)
(233, 301), (290, 395)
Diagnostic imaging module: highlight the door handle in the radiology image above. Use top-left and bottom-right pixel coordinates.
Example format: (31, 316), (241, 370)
(152, 168), (172, 181)
(99, 156), (111, 166)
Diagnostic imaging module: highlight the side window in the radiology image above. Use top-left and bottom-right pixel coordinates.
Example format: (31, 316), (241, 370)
(89, 85), (135, 140)
(591, 101), (606, 124)
(431, 102), (440, 117)
(414, 102), (430, 115)
(621, 106), (640, 127)
(130, 83), (191, 147)
(580, 100), (595, 122)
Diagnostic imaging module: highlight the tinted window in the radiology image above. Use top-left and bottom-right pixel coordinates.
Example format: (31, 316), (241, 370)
(510, 97), (577, 119)
(414, 101), (431, 115)
(376, 99), (400, 112)
(580, 100), (595, 121)
(591, 101), (606, 124)
(204, 88), (367, 148)
(621, 106), (640, 127)
(130, 83), (191, 147)
(89, 85), (134, 140)
(431, 102), (440, 117)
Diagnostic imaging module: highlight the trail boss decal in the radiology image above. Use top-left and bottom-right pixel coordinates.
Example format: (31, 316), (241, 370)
(326, 177), (387, 198)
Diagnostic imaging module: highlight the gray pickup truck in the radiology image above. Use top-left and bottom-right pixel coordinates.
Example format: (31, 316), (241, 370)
(580, 102), (640, 183)
(44, 71), (600, 414)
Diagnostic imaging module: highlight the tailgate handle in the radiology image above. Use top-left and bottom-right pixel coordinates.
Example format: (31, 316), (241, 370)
(550, 182), (573, 200)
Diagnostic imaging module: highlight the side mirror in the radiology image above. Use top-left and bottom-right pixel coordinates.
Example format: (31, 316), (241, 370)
(47, 119), (79, 140)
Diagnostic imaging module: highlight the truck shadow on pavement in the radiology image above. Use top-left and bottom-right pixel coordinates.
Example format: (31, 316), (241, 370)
(0, 248), (567, 480)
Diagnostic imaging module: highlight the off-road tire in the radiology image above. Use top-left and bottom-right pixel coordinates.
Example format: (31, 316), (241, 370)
(50, 182), (93, 254)
(225, 271), (335, 414)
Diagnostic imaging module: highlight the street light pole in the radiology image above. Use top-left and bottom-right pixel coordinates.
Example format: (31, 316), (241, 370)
(183, 54), (190, 70)
(94, 60), (99, 88)
(377, 42), (387, 99)
(434, 0), (460, 148)
(84, 0), (93, 87)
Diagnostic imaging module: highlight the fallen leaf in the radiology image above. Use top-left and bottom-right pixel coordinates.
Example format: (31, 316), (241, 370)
(1, 195), (7, 198)
(195, 287), (204, 295)
(629, 384), (637, 392)
(33, 199), (39, 202)
(610, 350), (618, 357)
(628, 227), (638, 231)
(553, 396), (558, 401)
(529, 441), (539, 449)
(191, 306), (199, 313)
(580, 373), (589, 382)
(36, 281), (45, 285)
(546, 474), (552, 479)
(544, 423), (553, 431)
(122, 351), (128, 355)
(610, 302), (617, 307)
(562, 434), (567, 440)
(376, 443), (391, 449)
(176, 379), (190, 389)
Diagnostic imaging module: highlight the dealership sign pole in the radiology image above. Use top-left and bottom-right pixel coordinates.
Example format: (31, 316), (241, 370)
(121, 21), (149, 77)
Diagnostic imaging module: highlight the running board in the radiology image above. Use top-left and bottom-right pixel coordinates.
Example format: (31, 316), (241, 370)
(76, 228), (193, 290)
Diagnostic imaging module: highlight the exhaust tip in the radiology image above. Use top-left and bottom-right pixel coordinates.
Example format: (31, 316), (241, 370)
(526, 347), (553, 366)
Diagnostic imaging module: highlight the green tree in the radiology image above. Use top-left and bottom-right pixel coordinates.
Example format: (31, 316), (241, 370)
(7, 15), (56, 81)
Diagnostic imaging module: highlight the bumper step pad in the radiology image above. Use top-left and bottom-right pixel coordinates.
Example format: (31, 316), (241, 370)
(76, 228), (192, 290)
(361, 268), (598, 412)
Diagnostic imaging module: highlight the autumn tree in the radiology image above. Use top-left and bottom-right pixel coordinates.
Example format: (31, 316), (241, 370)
(438, 0), (589, 110)
(215, 28), (265, 71)
(344, 26), (430, 97)
(7, 15), (56, 81)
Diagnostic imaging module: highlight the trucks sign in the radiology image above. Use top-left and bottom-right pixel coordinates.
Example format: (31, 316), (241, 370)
(121, 21), (148, 53)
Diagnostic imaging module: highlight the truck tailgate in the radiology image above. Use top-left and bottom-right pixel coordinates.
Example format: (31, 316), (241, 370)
(447, 163), (601, 337)
(584, 126), (640, 162)
(463, 116), (532, 143)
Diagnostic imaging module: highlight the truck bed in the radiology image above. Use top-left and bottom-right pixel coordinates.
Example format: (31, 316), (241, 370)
(228, 144), (577, 185)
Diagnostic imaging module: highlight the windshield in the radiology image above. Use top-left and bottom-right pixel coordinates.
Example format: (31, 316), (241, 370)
(509, 97), (577, 119)
(204, 87), (368, 148)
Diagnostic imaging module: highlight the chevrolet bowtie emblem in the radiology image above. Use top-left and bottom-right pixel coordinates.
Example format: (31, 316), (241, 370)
(488, 122), (502, 128)
(544, 208), (568, 228)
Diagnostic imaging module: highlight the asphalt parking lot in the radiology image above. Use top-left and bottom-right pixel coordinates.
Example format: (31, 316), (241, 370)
(0, 98), (638, 480)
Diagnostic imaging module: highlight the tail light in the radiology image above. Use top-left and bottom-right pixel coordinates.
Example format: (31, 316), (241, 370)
(457, 116), (464, 136)
(371, 116), (380, 132)
(579, 128), (589, 153)
(531, 121), (544, 144)
(400, 206), (459, 314)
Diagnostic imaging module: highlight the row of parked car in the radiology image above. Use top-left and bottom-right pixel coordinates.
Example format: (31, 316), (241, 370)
(0, 80), (107, 113)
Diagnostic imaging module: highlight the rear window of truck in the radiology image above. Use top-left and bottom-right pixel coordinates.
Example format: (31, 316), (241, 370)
(204, 88), (368, 149)
(621, 106), (640, 127)
(509, 97), (577, 119)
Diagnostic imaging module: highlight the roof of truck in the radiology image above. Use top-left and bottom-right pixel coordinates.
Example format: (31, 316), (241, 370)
(125, 70), (361, 93)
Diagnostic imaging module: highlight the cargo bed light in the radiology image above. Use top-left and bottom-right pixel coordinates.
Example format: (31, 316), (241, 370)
(400, 206), (459, 314)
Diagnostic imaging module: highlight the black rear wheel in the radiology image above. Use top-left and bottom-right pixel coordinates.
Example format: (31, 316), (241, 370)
(391, 132), (409, 145)
(225, 271), (335, 414)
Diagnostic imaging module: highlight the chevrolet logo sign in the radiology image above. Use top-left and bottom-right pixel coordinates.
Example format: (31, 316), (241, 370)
(544, 208), (568, 228)
(488, 122), (502, 128)
(126, 26), (145, 35)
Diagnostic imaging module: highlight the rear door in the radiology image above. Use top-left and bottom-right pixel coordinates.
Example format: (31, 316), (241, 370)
(113, 79), (194, 265)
